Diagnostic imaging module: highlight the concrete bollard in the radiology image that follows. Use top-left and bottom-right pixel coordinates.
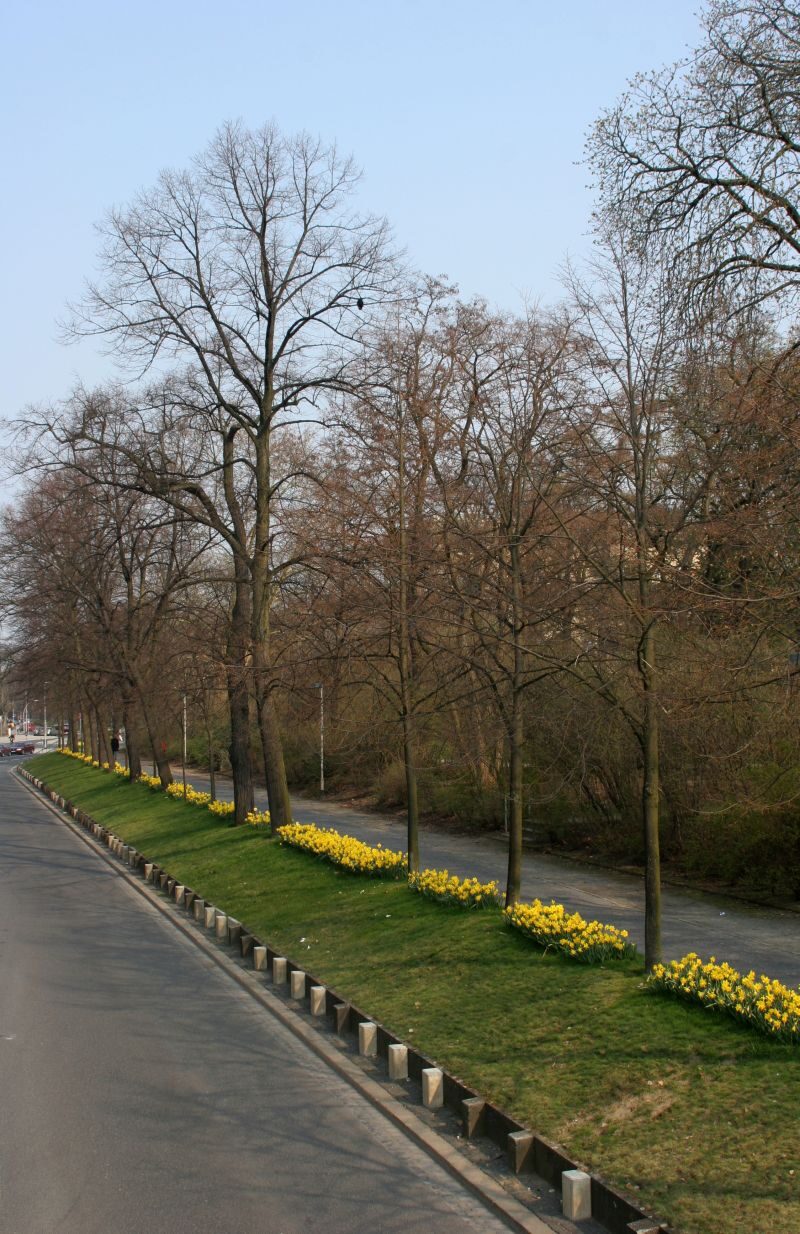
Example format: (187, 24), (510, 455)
(387, 1043), (408, 1080)
(626, 1222), (665, 1234)
(144, 863), (154, 881)
(272, 957), (287, 984)
(461, 1097), (486, 1139)
(240, 934), (254, 958)
(227, 919), (242, 947)
(508, 1130), (534, 1175)
(159, 872), (169, 890)
(204, 905), (216, 930)
(174, 884), (185, 903)
(334, 1003), (350, 1034)
(253, 946), (267, 972)
(183, 890), (196, 911)
(290, 970), (306, 1000)
(358, 1022), (377, 1057)
(422, 1068), (444, 1109)
(214, 913), (228, 940)
(562, 1170), (592, 1221)
(309, 986), (326, 1016)
(193, 897), (205, 921)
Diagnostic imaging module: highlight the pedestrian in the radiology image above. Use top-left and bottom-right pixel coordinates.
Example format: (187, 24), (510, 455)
(110, 731), (120, 766)
(8, 721), (16, 744)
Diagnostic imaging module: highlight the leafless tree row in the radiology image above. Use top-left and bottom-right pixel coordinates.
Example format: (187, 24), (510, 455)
(5, 12), (800, 967)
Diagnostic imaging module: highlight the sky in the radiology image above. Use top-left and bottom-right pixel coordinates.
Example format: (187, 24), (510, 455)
(0, 0), (706, 487)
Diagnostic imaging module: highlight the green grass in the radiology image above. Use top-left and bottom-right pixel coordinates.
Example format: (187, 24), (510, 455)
(29, 754), (800, 1234)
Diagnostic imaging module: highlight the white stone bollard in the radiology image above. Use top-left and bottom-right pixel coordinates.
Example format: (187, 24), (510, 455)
(253, 946), (267, 972)
(422, 1067), (444, 1109)
(144, 863), (154, 881)
(214, 913), (228, 940)
(193, 898), (205, 920)
(204, 905), (217, 929)
(290, 970), (306, 1000)
(387, 1043), (408, 1080)
(174, 884), (185, 903)
(272, 957), (287, 984)
(358, 1022), (378, 1057)
(562, 1170), (592, 1221)
(309, 986), (326, 1016)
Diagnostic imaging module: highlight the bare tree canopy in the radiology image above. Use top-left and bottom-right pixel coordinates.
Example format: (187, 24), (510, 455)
(70, 121), (401, 418)
(590, 1), (800, 310)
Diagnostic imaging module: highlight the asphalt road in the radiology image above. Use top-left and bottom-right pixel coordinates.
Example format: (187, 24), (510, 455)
(0, 762), (514, 1234)
(172, 765), (800, 988)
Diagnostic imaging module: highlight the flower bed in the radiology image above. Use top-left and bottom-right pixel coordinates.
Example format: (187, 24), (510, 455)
(409, 867), (501, 907)
(277, 821), (407, 878)
(649, 952), (800, 1042)
(505, 898), (636, 963)
(208, 799), (235, 819)
(165, 782), (212, 806)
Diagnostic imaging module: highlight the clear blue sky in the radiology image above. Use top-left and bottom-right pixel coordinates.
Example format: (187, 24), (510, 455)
(1, 0), (704, 449)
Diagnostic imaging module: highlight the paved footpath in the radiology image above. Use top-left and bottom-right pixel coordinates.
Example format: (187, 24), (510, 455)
(175, 766), (800, 987)
(0, 763), (516, 1234)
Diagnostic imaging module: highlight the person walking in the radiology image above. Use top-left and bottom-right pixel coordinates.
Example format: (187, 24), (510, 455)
(110, 731), (120, 767)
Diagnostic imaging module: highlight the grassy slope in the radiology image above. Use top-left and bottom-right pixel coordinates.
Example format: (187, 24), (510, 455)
(27, 754), (799, 1234)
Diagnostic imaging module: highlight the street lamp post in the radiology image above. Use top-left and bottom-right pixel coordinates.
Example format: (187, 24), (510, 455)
(43, 681), (49, 750)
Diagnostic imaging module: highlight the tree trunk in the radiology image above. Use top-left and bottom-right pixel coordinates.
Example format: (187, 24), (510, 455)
(255, 672), (292, 831)
(504, 537), (525, 907)
(139, 695), (173, 788)
(252, 429), (292, 833)
(87, 707), (99, 762)
(122, 694), (141, 780)
(504, 702), (524, 907)
(640, 621), (662, 970)
(397, 408), (420, 872)
(226, 579), (254, 824)
(96, 708), (111, 765)
(401, 700), (419, 872)
(206, 721), (217, 801)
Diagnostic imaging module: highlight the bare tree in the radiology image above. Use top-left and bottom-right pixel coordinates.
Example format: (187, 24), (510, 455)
(419, 302), (577, 905)
(67, 121), (401, 829)
(590, 0), (800, 314)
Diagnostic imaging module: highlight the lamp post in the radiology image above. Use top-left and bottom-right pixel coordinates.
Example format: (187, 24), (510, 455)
(43, 681), (49, 750)
(312, 683), (324, 795)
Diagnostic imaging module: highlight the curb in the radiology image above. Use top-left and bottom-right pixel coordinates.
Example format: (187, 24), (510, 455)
(16, 766), (667, 1234)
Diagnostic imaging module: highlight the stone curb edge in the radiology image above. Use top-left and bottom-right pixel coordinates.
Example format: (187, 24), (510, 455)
(16, 766), (667, 1234)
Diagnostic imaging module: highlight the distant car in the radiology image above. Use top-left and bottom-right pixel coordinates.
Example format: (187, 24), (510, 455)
(1, 742), (35, 756)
